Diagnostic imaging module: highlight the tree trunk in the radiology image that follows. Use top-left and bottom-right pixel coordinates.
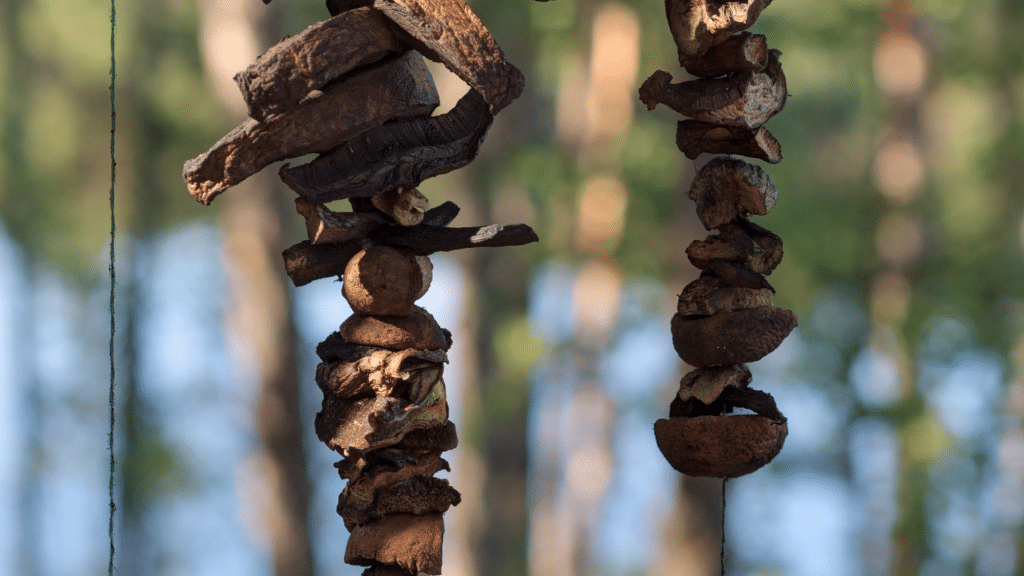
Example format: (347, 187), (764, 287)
(198, 3), (316, 575)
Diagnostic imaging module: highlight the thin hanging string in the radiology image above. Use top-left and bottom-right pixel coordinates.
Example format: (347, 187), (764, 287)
(720, 478), (727, 576)
(107, 0), (117, 574)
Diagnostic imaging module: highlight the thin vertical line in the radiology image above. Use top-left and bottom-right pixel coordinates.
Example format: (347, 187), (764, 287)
(720, 478), (727, 576)
(107, 0), (117, 574)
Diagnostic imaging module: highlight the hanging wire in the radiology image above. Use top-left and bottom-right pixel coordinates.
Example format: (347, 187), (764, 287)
(720, 478), (727, 576)
(107, 0), (117, 574)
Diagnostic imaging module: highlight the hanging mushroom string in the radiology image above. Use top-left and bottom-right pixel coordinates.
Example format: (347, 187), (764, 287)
(183, 1), (534, 575)
(640, 0), (793, 481)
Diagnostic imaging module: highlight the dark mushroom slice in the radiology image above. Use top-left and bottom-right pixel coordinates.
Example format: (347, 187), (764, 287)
(666, 0), (771, 61)
(702, 259), (774, 291)
(676, 275), (773, 316)
(676, 120), (782, 164)
(344, 512), (444, 575)
(282, 221), (538, 287)
(639, 50), (786, 129)
(234, 7), (404, 121)
(184, 51), (440, 205)
(689, 156), (777, 230)
(295, 198), (385, 245)
(279, 88), (492, 204)
(315, 379), (448, 454)
(670, 377), (785, 421)
(671, 306), (797, 367)
(654, 413), (787, 477)
(373, 0), (524, 114)
(339, 305), (448, 351)
(339, 475), (461, 531)
(315, 347), (447, 399)
(686, 219), (784, 275)
(681, 32), (768, 77)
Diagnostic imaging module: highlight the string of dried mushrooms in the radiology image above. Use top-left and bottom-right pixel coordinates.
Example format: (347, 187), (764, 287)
(640, 0), (793, 478)
(183, 1), (535, 574)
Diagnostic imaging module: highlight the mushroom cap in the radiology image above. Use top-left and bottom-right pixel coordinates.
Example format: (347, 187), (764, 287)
(343, 246), (425, 316)
(339, 305), (447, 350)
(671, 306), (796, 367)
(654, 414), (786, 477)
(344, 512), (444, 575)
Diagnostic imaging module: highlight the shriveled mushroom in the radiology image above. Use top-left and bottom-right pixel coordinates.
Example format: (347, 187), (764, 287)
(685, 219), (784, 275)
(371, 186), (430, 226)
(676, 276), (773, 316)
(345, 512), (444, 575)
(689, 156), (778, 230)
(639, 49), (786, 129)
(666, 0), (771, 61)
(671, 306), (797, 366)
(339, 475), (461, 531)
(234, 7), (403, 121)
(678, 364), (752, 405)
(339, 305), (449, 351)
(676, 120), (782, 164)
(184, 51), (440, 205)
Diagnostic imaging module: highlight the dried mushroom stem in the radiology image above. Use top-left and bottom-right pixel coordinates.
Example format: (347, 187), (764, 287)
(642, 0), (795, 479)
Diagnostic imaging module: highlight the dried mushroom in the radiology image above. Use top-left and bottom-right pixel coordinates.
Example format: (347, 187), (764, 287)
(343, 246), (426, 316)
(676, 120), (782, 164)
(671, 306), (797, 367)
(371, 186), (430, 227)
(344, 513), (444, 575)
(654, 414), (787, 477)
(666, 0), (772, 61)
(338, 305), (449, 350)
(184, 51), (440, 205)
(689, 156), (778, 230)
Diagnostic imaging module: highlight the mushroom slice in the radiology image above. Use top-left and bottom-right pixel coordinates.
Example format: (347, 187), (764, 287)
(184, 51), (439, 205)
(666, 0), (771, 61)
(689, 156), (777, 230)
(345, 512), (444, 575)
(676, 120), (782, 164)
(234, 7), (403, 121)
(671, 306), (797, 367)
(639, 49), (786, 129)
(654, 413), (786, 477)
(681, 32), (767, 77)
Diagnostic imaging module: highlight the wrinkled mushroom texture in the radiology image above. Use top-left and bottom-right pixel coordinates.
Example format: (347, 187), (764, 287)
(233, 7), (403, 121)
(654, 414), (786, 477)
(676, 276), (773, 316)
(315, 377), (448, 454)
(685, 219), (784, 275)
(666, 0), (771, 61)
(339, 474), (461, 531)
(183, 51), (440, 205)
(338, 305), (448, 351)
(671, 306), (797, 367)
(677, 364), (752, 405)
(315, 347), (447, 401)
(676, 120), (782, 164)
(689, 156), (778, 230)
(344, 512), (444, 575)
(372, 186), (430, 227)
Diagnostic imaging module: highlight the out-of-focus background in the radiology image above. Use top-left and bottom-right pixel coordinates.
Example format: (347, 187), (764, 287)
(3, 0), (1023, 574)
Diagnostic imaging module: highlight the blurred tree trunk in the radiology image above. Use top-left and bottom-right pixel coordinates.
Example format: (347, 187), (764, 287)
(197, 3), (316, 575)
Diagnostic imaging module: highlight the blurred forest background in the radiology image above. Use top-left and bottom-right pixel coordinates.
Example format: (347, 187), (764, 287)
(1, 0), (1023, 574)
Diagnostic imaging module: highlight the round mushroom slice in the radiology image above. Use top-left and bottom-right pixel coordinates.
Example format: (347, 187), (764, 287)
(654, 414), (786, 477)
(671, 306), (796, 367)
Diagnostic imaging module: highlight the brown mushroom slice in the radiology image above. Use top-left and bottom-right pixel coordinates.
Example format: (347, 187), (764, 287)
(315, 347), (447, 400)
(689, 156), (777, 230)
(676, 120), (782, 164)
(184, 51), (440, 205)
(295, 198), (385, 245)
(671, 306), (797, 366)
(681, 32), (767, 77)
(676, 276), (773, 316)
(327, 0), (374, 15)
(234, 7), (404, 121)
(279, 88), (491, 204)
(345, 512), (444, 575)
(339, 305), (448, 351)
(686, 219), (784, 275)
(373, 0), (524, 115)
(339, 475), (461, 530)
(654, 414), (786, 477)
(639, 50), (786, 129)
(678, 364), (752, 405)
(315, 377), (448, 454)
(371, 186), (429, 227)
(343, 246), (426, 317)
(666, 0), (771, 61)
